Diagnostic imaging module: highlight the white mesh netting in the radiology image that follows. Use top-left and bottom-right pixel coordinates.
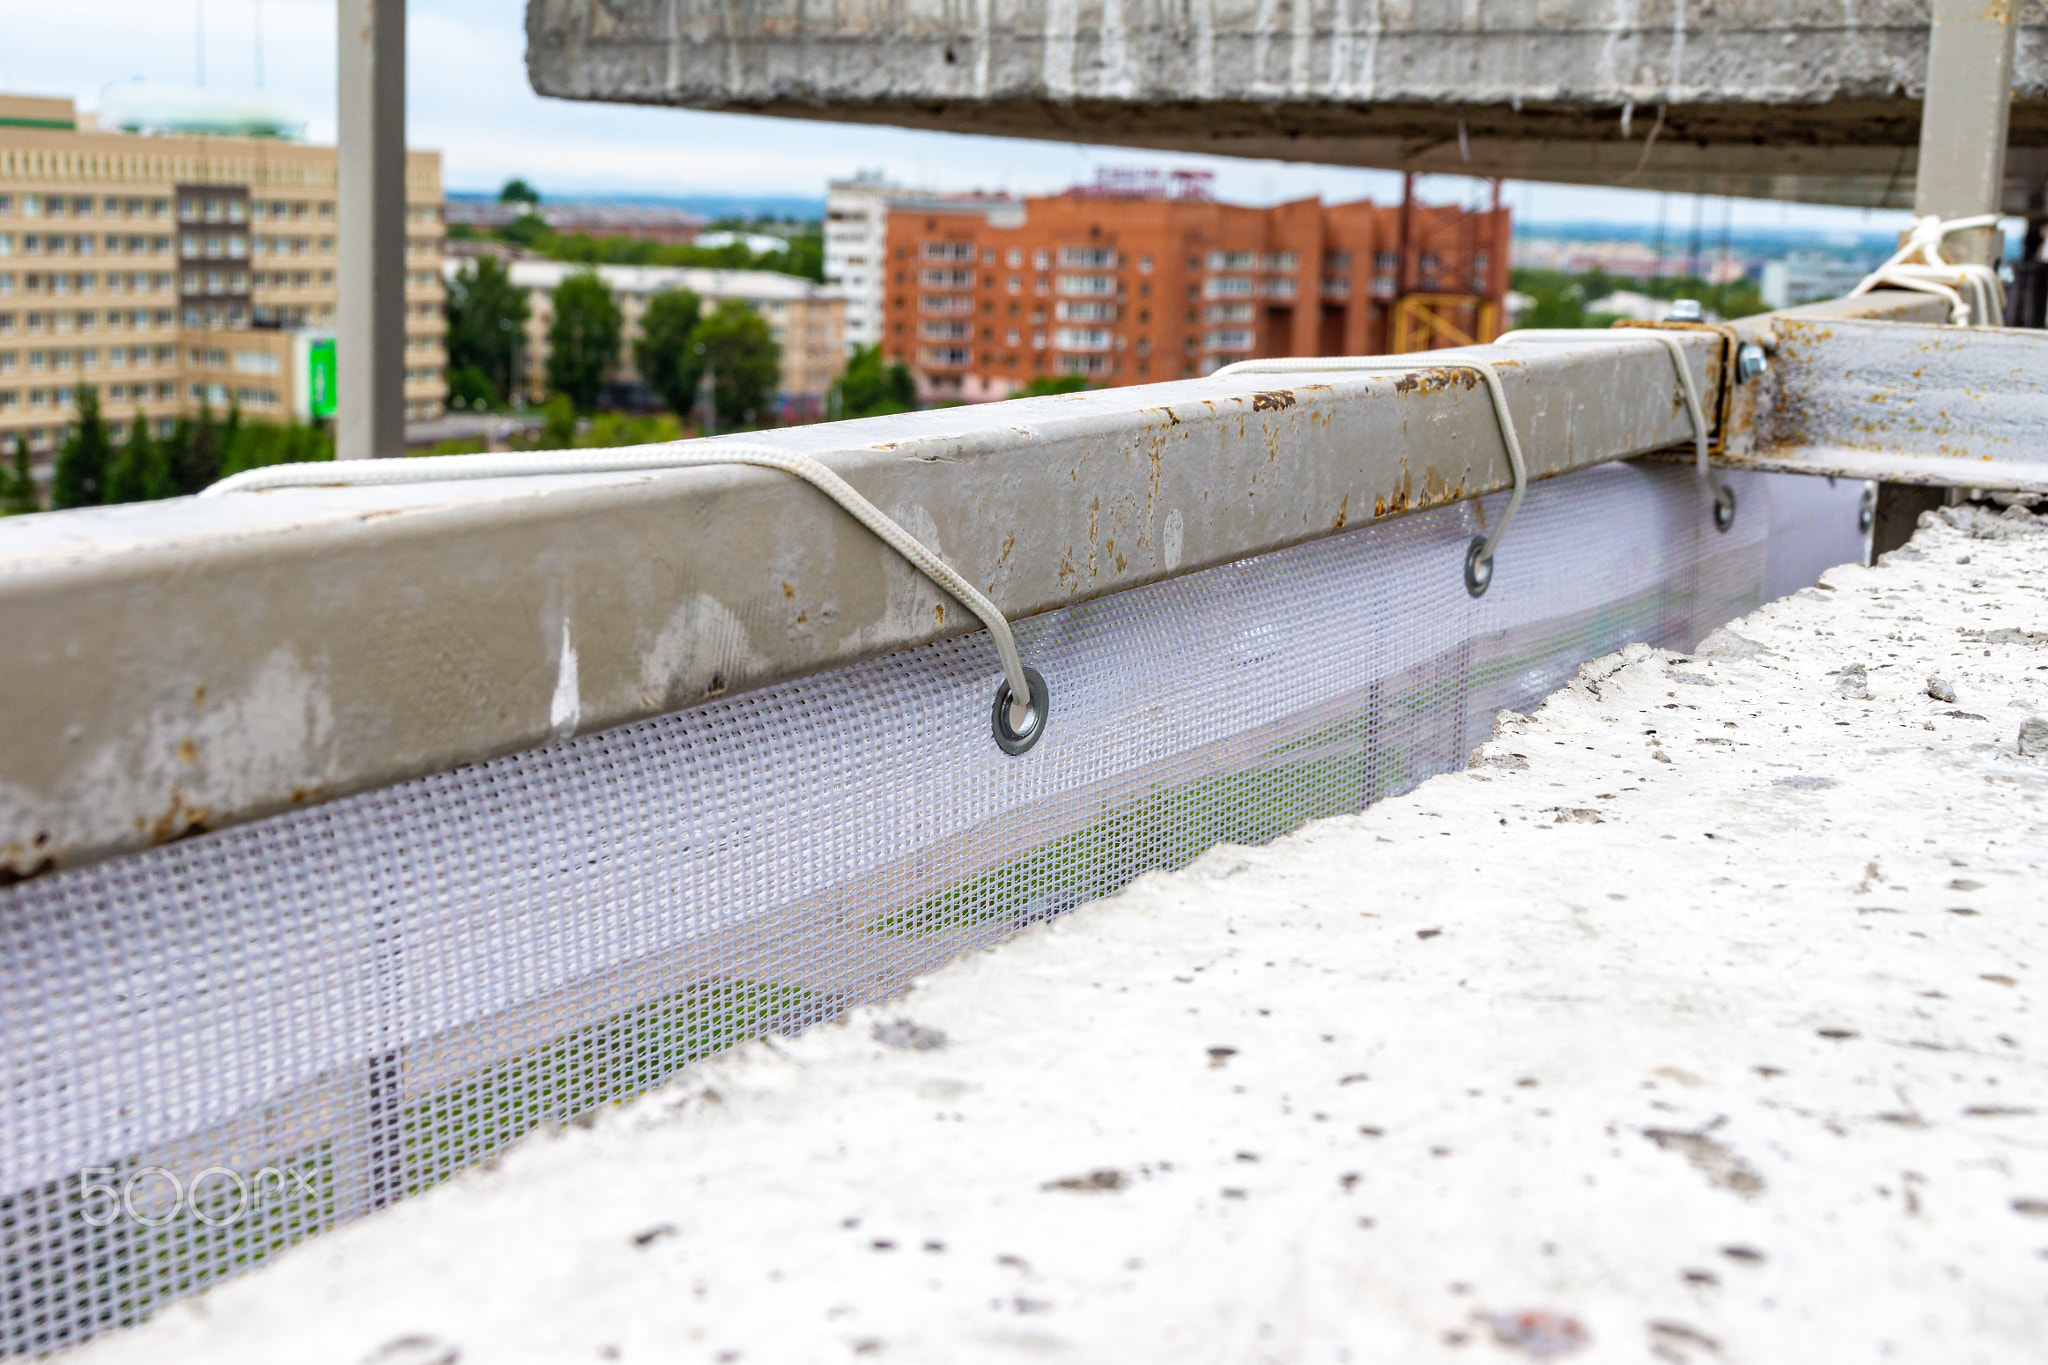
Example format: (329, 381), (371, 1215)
(0, 462), (1862, 1353)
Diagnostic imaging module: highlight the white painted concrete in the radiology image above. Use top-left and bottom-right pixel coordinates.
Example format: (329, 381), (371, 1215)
(68, 504), (2048, 1364)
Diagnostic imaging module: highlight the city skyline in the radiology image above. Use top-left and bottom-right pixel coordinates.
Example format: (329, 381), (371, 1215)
(10, 0), (1937, 236)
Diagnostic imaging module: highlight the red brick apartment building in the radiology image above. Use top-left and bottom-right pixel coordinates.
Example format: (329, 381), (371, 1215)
(881, 176), (1509, 402)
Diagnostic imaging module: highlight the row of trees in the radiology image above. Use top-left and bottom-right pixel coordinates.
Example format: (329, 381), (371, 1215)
(1, 386), (332, 515)
(446, 256), (783, 429)
(461, 179), (826, 282)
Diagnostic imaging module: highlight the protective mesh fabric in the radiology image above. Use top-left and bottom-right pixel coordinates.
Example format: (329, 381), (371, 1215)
(0, 463), (1860, 1353)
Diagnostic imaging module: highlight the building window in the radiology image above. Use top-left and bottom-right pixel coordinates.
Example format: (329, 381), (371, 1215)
(1056, 275), (1116, 297)
(1055, 300), (1115, 322)
(1059, 247), (1116, 269)
(1054, 327), (1112, 352)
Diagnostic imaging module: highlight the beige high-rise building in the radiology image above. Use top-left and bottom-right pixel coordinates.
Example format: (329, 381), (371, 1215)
(0, 92), (446, 479)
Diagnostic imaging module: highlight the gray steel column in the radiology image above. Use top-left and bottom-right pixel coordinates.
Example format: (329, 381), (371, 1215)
(336, 0), (406, 460)
(1912, 0), (2018, 265)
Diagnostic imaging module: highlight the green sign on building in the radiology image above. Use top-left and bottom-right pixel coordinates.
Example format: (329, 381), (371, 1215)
(306, 337), (337, 421)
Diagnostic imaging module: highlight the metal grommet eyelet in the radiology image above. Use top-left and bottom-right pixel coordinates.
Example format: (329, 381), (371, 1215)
(1713, 485), (1737, 533)
(1464, 536), (1494, 598)
(991, 667), (1049, 756)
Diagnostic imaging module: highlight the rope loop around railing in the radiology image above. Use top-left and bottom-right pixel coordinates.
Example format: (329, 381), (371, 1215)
(205, 444), (1049, 754)
(1210, 354), (1528, 596)
(1847, 214), (2007, 327)
(1492, 328), (1736, 534)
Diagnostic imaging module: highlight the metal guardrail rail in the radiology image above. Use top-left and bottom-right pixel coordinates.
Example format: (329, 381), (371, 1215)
(4, 287), (2045, 882)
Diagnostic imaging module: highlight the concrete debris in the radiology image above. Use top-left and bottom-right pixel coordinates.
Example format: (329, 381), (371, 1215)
(1834, 663), (1870, 700)
(1937, 503), (2047, 541)
(1964, 628), (2048, 647)
(1926, 677), (1958, 703)
(1693, 629), (1774, 662)
(871, 1020), (948, 1051)
(2020, 718), (2048, 758)
(1477, 1308), (1590, 1358)
(62, 507), (2048, 1363)
(1642, 1125), (1766, 1199)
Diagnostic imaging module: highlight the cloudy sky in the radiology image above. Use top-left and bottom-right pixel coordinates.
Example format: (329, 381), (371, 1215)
(8, 0), (1916, 233)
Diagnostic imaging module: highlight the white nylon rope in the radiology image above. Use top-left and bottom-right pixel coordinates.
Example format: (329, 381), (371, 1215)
(1495, 327), (1735, 528)
(1848, 214), (2007, 327)
(205, 444), (1039, 732)
(1492, 328), (1711, 481)
(1210, 354), (1530, 570)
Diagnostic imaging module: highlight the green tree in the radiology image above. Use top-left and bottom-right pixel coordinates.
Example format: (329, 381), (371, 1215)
(691, 299), (780, 429)
(539, 394), (579, 449)
(168, 400), (222, 495)
(499, 178), (541, 206)
(51, 384), (111, 509)
(1020, 375), (1091, 397)
(103, 413), (177, 504)
(545, 270), (623, 413)
(447, 255), (531, 406)
(218, 417), (335, 477)
(759, 229), (825, 283)
(446, 366), (500, 409)
(631, 288), (703, 421)
(498, 213), (552, 251)
(832, 344), (916, 419)
(220, 400), (243, 467)
(0, 434), (38, 515)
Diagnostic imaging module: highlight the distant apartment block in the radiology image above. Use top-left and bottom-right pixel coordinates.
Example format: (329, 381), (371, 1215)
(1514, 233), (1752, 287)
(0, 91), (447, 468)
(445, 198), (707, 245)
(825, 173), (1021, 356)
(1760, 251), (1875, 309)
(461, 260), (848, 419)
(878, 178), (1509, 402)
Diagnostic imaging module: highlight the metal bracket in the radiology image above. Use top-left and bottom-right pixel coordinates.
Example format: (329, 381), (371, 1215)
(1728, 317), (2048, 492)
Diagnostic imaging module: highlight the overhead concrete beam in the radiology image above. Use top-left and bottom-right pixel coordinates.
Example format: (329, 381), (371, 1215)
(524, 0), (2048, 212)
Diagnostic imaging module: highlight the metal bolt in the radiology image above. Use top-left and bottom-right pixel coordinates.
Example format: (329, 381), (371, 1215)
(991, 667), (1050, 755)
(1736, 342), (1768, 382)
(1464, 537), (1495, 597)
(1713, 485), (1737, 533)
